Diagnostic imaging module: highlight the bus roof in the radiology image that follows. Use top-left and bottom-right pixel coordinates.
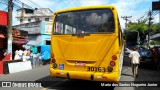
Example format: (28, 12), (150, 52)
(54, 5), (117, 14)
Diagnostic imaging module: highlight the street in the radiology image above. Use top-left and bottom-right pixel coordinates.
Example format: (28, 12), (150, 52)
(0, 56), (160, 90)
(0, 0), (160, 90)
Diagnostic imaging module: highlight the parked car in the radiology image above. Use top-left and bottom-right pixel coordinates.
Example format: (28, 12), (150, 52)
(138, 49), (160, 71)
(138, 49), (154, 62)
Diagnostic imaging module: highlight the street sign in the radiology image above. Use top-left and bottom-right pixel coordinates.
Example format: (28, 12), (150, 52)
(152, 1), (160, 11)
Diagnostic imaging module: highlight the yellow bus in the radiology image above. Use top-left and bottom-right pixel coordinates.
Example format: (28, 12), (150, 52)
(50, 5), (124, 82)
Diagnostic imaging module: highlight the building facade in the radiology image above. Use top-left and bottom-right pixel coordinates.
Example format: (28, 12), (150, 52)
(13, 21), (52, 46)
(16, 8), (53, 24)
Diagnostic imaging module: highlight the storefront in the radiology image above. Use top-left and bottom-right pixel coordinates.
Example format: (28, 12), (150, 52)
(0, 10), (8, 74)
(13, 21), (51, 66)
(13, 21), (52, 46)
(12, 29), (28, 59)
(0, 11), (31, 74)
(0, 10), (8, 61)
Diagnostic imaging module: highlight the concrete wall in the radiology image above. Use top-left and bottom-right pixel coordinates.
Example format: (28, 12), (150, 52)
(8, 61), (32, 74)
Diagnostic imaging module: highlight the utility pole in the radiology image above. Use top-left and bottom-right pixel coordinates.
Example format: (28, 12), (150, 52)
(148, 10), (152, 49)
(159, 0), (160, 23)
(121, 16), (132, 40)
(8, 0), (13, 60)
(121, 16), (132, 29)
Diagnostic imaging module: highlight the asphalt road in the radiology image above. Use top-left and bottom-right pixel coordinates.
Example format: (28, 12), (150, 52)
(0, 56), (160, 90)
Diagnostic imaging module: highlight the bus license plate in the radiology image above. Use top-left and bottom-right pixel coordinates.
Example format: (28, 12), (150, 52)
(87, 66), (106, 72)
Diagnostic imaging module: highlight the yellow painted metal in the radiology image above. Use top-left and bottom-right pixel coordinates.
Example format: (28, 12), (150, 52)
(50, 5), (122, 82)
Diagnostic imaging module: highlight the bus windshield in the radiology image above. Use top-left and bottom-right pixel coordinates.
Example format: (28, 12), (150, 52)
(54, 9), (115, 34)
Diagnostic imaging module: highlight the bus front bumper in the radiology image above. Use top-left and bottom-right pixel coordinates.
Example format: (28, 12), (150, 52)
(50, 68), (119, 82)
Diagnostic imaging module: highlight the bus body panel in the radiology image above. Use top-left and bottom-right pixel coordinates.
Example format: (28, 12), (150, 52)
(50, 68), (119, 81)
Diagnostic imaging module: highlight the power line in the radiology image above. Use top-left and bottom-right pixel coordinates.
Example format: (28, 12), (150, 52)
(121, 16), (132, 29)
(0, 1), (21, 11)
(152, 11), (159, 16)
(76, 0), (81, 6)
(127, 0), (145, 20)
(136, 11), (149, 21)
(14, 0), (49, 17)
(66, 0), (76, 7)
(13, 1), (22, 9)
(127, 0), (136, 13)
(124, 0), (150, 22)
(72, 0), (79, 7)
(0, 1), (8, 5)
(62, 0), (70, 8)
(67, 0), (76, 7)
(28, 0), (42, 8)
(134, 1), (147, 18)
(14, 0), (33, 9)
(123, 0), (131, 15)
(3, 7), (8, 11)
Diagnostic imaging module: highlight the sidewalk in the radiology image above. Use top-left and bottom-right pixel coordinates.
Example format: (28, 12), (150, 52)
(0, 64), (50, 81)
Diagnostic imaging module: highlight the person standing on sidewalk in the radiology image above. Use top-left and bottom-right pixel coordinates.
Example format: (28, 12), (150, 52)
(31, 46), (38, 67)
(129, 47), (141, 78)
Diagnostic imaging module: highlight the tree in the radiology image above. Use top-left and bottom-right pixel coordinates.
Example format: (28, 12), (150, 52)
(128, 20), (148, 34)
(126, 19), (148, 46)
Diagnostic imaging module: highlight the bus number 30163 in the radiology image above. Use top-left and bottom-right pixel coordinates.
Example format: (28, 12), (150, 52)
(87, 66), (106, 72)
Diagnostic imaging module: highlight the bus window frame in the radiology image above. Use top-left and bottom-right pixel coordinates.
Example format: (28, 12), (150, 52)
(52, 8), (116, 35)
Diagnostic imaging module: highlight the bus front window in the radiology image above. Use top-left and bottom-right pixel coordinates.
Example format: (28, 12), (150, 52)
(54, 9), (115, 34)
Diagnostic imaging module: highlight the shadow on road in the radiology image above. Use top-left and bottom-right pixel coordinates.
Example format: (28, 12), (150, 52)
(121, 73), (133, 77)
(47, 79), (115, 90)
(35, 75), (59, 87)
(139, 63), (157, 70)
(35, 75), (115, 90)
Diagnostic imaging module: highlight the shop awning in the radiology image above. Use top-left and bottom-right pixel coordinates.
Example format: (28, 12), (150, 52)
(27, 35), (42, 46)
(13, 37), (28, 44)
(0, 34), (5, 38)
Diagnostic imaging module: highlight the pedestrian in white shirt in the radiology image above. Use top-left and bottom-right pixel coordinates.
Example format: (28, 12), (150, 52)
(129, 47), (141, 78)
(23, 49), (28, 61)
(18, 49), (24, 60)
(14, 50), (20, 60)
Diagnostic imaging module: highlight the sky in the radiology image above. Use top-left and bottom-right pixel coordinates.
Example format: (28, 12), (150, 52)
(0, 0), (159, 29)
